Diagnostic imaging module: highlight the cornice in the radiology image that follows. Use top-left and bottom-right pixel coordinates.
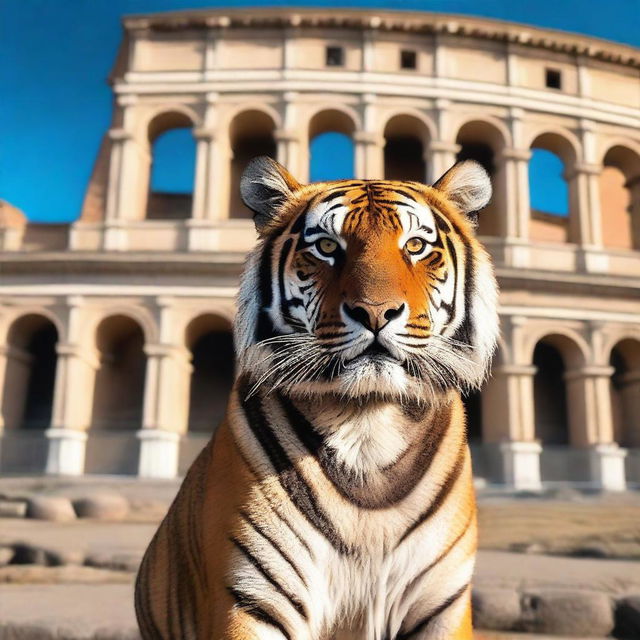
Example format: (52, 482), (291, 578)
(122, 8), (640, 70)
(0, 253), (638, 298)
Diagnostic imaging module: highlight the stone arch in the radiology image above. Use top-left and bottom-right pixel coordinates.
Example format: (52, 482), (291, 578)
(228, 109), (278, 219)
(608, 337), (640, 448)
(382, 113), (432, 182)
(144, 108), (199, 221)
(184, 313), (234, 433)
(0, 307), (64, 345)
(178, 313), (235, 473)
(307, 104), (361, 136)
(0, 314), (59, 473)
(600, 144), (640, 250)
(308, 107), (358, 182)
(455, 119), (509, 237)
(528, 129), (581, 244)
(86, 307), (157, 348)
(85, 315), (146, 474)
(530, 332), (587, 453)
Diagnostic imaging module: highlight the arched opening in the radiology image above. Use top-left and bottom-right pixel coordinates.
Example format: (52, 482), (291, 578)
(86, 315), (146, 474)
(146, 111), (196, 220)
(610, 339), (640, 448)
(533, 342), (569, 446)
(179, 314), (235, 474)
(229, 110), (277, 219)
(309, 109), (355, 182)
(383, 115), (429, 182)
(529, 133), (576, 243)
(186, 315), (235, 433)
(532, 333), (587, 483)
(456, 120), (506, 236)
(600, 146), (640, 250)
(0, 314), (58, 472)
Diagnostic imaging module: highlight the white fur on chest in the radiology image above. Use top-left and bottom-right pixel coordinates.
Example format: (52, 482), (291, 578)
(317, 405), (408, 479)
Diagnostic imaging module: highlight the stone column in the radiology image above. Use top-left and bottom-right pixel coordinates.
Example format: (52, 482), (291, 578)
(191, 127), (215, 221)
(137, 342), (192, 479)
(564, 365), (626, 490)
(354, 131), (383, 180)
(103, 128), (136, 251)
(274, 129), (301, 174)
(45, 342), (99, 476)
(483, 363), (541, 491)
(428, 141), (460, 183)
(566, 162), (608, 272)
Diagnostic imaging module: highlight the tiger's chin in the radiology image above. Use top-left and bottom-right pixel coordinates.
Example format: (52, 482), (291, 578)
(288, 354), (426, 403)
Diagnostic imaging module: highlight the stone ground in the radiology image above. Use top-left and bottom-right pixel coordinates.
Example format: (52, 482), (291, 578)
(1, 476), (639, 639)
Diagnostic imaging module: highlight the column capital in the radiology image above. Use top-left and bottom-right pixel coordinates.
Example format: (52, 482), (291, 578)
(563, 162), (602, 182)
(434, 98), (451, 111)
(353, 130), (381, 146)
(430, 140), (460, 154)
(498, 147), (532, 162)
(193, 127), (215, 142)
(108, 128), (133, 142)
(493, 363), (538, 377)
(274, 128), (300, 143)
(564, 365), (615, 381)
(144, 343), (190, 359)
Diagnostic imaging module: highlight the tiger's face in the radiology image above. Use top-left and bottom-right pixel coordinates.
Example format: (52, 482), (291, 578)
(236, 157), (498, 403)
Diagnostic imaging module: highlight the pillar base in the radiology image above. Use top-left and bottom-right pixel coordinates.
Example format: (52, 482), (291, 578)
(499, 441), (542, 491)
(137, 430), (180, 479)
(588, 444), (627, 491)
(45, 428), (87, 476)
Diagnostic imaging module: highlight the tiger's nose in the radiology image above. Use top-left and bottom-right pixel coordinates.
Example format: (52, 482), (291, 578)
(343, 301), (406, 333)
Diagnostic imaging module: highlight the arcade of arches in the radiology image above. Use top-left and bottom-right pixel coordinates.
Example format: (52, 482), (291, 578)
(115, 105), (640, 254)
(1, 305), (639, 490)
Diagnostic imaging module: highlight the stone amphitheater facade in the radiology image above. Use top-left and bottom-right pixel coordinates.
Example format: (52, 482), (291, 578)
(1, 8), (639, 490)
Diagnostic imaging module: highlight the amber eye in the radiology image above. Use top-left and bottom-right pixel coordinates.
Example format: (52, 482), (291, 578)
(404, 237), (427, 255)
(316, 238), (339, 256)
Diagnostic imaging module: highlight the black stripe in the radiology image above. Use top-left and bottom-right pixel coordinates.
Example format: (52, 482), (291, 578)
(256, 237), (276, 342)
(397, 443), (467, 546)
(239, 379), (350, 554)
(451, 233), (474, 348)
(231, 537), (308, 620)
(396, 583), (469, 640)
(279, 395), (451, 510)
(240, 509), (308, 588)
(228, 587), (293, 640)
(445, 235), (459, 326)
(393, 512), (473, 623)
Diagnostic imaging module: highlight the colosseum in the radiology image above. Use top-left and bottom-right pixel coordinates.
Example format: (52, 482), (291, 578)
(1, 8), (639, 490)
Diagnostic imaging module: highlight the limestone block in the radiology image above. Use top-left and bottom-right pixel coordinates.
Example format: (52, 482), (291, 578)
(614, 595), (640, 639)
(0, 500), (27, 518)
(520, 589), (614, 637)
(72, 494), (129, 521)
(472, 587), (521, 631)
(25, 497), (76, 522)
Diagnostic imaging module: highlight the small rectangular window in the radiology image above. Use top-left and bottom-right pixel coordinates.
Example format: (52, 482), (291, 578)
(545, 68), (562, 90)
(326, 46), (344, 67)
(400, 49), (417, 70)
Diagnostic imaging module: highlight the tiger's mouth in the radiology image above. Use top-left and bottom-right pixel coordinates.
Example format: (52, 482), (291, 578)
(346, 341), (401, 365)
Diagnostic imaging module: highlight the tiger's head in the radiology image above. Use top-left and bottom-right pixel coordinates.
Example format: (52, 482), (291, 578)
(235, 157), (498, 403)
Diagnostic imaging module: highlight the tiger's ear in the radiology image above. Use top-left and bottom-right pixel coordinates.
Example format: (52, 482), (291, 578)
(240, 156), (301, 233)
(433, 160), (492, 224)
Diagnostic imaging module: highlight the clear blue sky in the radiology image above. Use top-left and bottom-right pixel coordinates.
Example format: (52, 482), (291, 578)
(1, 1), (638, 222)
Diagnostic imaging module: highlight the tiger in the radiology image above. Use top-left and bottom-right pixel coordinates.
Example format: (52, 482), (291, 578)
(135, 155), (499, 640)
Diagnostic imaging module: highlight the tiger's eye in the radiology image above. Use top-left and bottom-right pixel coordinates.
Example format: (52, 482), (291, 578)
(404, 237), (426, 255)
(317, 238), (339, 256)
